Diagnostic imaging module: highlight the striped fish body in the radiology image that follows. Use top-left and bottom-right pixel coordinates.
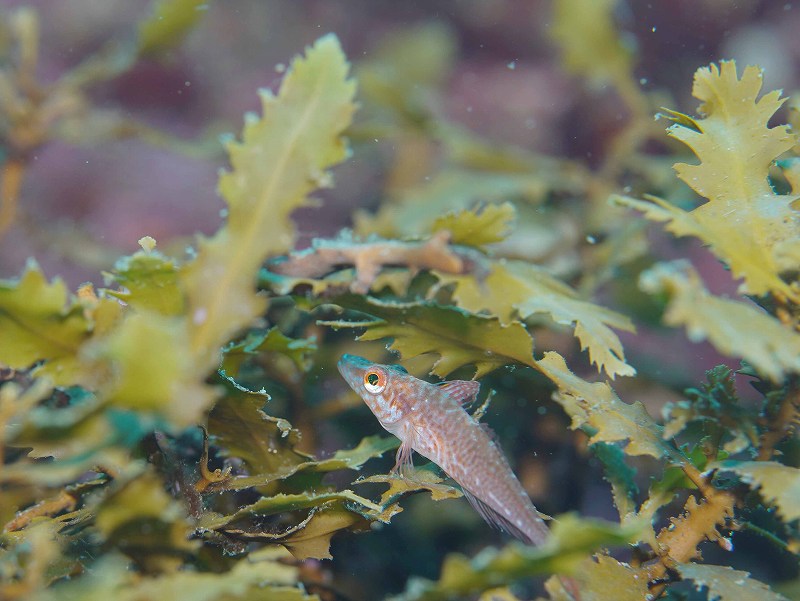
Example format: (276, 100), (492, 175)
(337, 354), (549, 546)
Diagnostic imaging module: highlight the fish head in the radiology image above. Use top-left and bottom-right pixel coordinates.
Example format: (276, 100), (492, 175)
(337, 354), (411, 426)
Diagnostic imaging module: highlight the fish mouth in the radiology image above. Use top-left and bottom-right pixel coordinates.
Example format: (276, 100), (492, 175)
(337, 354), (371, 387)
(338, 353), (372, 371)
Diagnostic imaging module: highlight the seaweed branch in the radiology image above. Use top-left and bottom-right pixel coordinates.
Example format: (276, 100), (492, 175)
(757, 381), (800, 461)
(268, 230), (489, 294)
(647, 484), (736, 593)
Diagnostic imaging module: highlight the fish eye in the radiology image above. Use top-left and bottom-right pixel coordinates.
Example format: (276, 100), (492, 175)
(363, 370), (386, 394)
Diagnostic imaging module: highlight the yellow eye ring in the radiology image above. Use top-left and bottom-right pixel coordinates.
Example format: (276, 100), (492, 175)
(363, 370), (386, 394)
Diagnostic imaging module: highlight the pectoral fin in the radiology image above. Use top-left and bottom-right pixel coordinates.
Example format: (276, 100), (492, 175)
(391, 438), (415, 477)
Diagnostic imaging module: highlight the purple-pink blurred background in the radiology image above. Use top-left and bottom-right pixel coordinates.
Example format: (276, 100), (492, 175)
(1, 0), (794, 392)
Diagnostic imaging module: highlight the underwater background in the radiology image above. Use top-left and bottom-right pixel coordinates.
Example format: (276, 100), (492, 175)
(0, 1), (798, 600)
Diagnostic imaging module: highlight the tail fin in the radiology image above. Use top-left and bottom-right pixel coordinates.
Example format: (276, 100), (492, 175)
(462, 488), (549, 546)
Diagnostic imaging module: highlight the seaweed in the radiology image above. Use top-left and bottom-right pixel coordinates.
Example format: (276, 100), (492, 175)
(1, 2), (798, 600)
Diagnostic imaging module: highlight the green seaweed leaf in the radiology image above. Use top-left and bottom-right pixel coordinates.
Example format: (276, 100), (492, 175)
(182, 34), (357, 374)
(197, 490), (381, 531)
(355, 170), (556, 239)
(391, 514), (644, 601)
(29, 550), (315, 601)
(590, 442), (638, 520)
(198, 494), (377, 559)
(355, 21), (456, 127)
(100, 311), (216, 427)
(663, 365), (758, 454)
(95, 470), (197, 562)
(322, 295), (536, 378)
(437, 260), (636, 378)
(307, 434), (399, 473)
(138, 0), (211, 57)
(677, 563), (789, 601)
(0, 262), (105, 385)
(431, 202), (517, 249)
(356, 467), (462, 507)
(639, 261), (800, 382)
(221, 328), (317, 376)
(709, 461), (800, 523)
(550, 0), (634, 91)
(537, 352), (672, 460)
(105, 242), (183, 316)
(614, 61), (800, 301)
(546, 555), (651, 601)
(206, 390), (310, 479)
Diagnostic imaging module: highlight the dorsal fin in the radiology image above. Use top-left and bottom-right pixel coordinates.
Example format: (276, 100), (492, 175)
(438, 380), (480, 405)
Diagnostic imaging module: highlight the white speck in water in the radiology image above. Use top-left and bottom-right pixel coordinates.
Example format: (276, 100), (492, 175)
(639, 77), (648, 85)
(184, 80), (191, 87)
(193, 308), (207, 325)
(507, 60), (516, 70)
(467, 106), (473, 113)
(275, 63), (286, 73)
(586, 235), (597, 244)
(651, 26), (657, 32)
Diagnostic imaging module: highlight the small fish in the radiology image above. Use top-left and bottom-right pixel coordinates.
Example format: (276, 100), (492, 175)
(337, 354), (549, 546)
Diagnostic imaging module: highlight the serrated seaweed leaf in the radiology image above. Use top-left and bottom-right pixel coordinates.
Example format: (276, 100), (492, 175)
(100, 311), (216, 427)
(137, 0), (211, 57)
(206, 390), (310, 479)
(590, 442), (638, 520)
(183, 34), (357, 373)
(203, 427), (397, 492)
(640, 261), (800, 382)
(391, 514), (644, 601)
(95, 470), (197, 563)
(562, 555), (650, 601)
(222, 328), (317, 376)
(431, 202), (517, 249)
(28, 550), (314, 601)
(550, 0), (634, 91)
(355, 22), (456, 127)
(280, 504), (367, 560)
(198, 490), (381, 531)
(709, 461), (800, 523)
(356, 468), (462, 507)
(105, 245), (183, 316)
(677, 563), (789, 601)
(322, 295), (536, 378)
(199, 493), (376, 560)
(537, 352), (672, 460)
(308, 434), (399, 473)
(355, 170), (555, 239)
(663, 365), (758, 454)
(437, 260), (636, 378)
(614, 61), (800, 301)
(0, 519), (77, 595)
(0, 262), (119, 386)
